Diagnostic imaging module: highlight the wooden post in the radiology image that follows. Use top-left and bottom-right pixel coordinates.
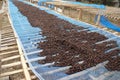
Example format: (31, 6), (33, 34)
(54, 6), (56, 11)
(30, 0), (32, 3)
(70, 8), (72, 17)
(78, 8), (82, 20)
(45, 3), (48, 7)
(42, 2), (45, 6)
(0, 14), (2, 50)
(7, 12), (31, 80)
(96, 9), (102, 25)
(69, 7), (71, 17)
(96, 14), (101, 25)
(55, 6), (58, 12)
(61, 6), (64, 14)
(0, 14), (1, 73)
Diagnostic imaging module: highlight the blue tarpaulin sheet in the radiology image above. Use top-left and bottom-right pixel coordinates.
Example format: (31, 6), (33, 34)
(99, 15), (120, 32)
(38, 0), (105, 9)
(62, 1), (105, 9)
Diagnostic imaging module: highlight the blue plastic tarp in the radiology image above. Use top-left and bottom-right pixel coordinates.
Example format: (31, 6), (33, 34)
(99, 15), (120, 32)
(62, 1), (105, 9)
(38, 0), (105, 9)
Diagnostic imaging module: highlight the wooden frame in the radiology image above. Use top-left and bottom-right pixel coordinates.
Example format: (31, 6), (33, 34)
(7, 13), (32, 80)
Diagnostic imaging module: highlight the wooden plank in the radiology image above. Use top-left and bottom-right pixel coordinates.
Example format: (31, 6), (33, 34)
(1, 61), (21, 68)
(1, 31), (14, 34)
(0, 15), (1, 50)
(1, 38), (15, 43)
(1, 42), (16, 47)
(30, 75), (37, 79)
(8, 12), (31, 80)
(0, 50), (19, 56)
(1, 31), (13, 34)
(2, 25), (11, 28)
(1, 39), (16, 44)
(0, 45), (18, 51)
(1, 29), (13, 33)
(46, 1), (94, 10)
(96, 14), (101, 25)
(17, 45), (32, 80)
(102, 27), (108, 30)
(1, 29), (13, 32)
(112, 32), (118, 35)
(0, 76), (10, 80)
(1, 26), (12, 29)
(0, 69), (23, 77)
(21, 75), (37, 80)
(0, 68), (31, 77)
(2, 33), (14, 37)
(1, 55), (20, 62)
(78, 8), (82, 20)
(1, 36), (15, 41)
(1, 35), (14, 38)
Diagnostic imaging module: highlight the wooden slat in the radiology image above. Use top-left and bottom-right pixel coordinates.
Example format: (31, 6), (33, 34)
(0, 76), (10, 80)
(1, 30), (13, 33)
(1, 40), (16, 46)
(1, 37), (15, 41)
(1, 29), (13, 32)
(0, 69), (23, 77)
(0, 50), (19, 56)
(1, 26), (12, 29)
(96, 13), (101, 25)
(1, 34), (14, 38)
(1, 32), (14, 36)
(8, 12), (31, 80)
(1, 36), (15, 41)
(2, 25), (11, 28)
(1, 31), (13, 34)
(21, 75), (37, 80)
(1, 61), (21, 68)
(1, 55), (20, 62)
(0, 68), (31, 77)
(0, 45), (18, 51)
(1, 42), (17, 47)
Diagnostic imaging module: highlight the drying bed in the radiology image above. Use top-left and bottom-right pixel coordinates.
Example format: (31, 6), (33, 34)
(9, 0), (120, 80)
